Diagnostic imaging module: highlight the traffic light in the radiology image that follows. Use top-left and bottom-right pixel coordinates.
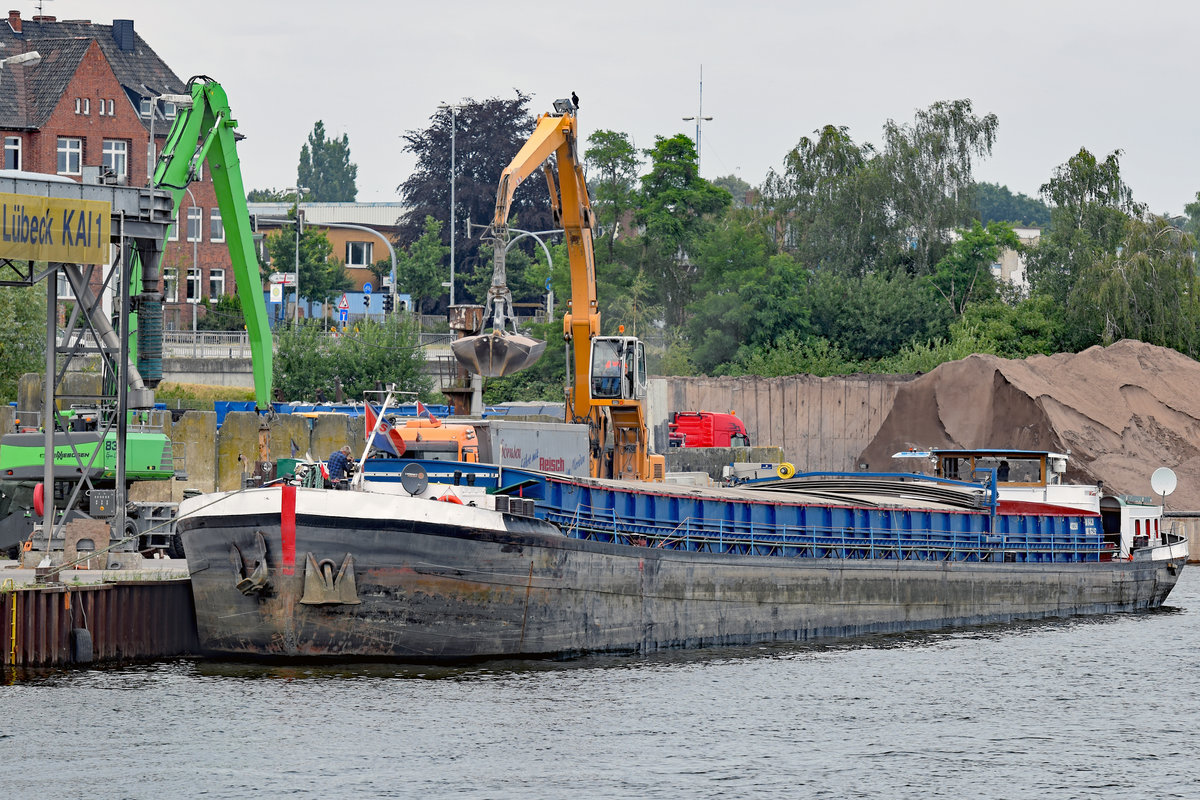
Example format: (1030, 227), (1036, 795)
(382, 293), (394, 313)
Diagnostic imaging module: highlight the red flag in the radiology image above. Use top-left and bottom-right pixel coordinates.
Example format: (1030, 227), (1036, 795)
(365, 403), (406, 457)
(415, 400), (440, 427)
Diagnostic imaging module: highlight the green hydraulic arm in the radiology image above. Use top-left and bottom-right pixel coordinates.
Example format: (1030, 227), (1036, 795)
(151, 75), (273, 410)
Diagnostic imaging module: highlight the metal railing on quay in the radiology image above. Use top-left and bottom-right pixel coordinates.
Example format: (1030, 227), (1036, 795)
(162, 330), (253, 359)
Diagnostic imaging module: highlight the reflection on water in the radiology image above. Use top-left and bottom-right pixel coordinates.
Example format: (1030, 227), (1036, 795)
(2, 572), (1197, 800)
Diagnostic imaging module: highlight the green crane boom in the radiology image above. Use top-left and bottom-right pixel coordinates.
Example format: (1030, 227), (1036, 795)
(151, 76), (273, 409)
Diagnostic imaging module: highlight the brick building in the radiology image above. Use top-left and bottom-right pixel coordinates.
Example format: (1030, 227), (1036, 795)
(0, 11), (230, 330)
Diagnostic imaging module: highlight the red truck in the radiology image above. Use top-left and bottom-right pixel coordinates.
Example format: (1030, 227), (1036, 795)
(668, 411), (750, 448)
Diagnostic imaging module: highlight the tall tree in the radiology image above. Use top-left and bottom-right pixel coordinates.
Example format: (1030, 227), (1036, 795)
(1025, 147), (1142, 333)
(397, 93), (555, 307)
(262, 225), (350, 321)
(975, 182), (1050, 227)
(0, 282), (45, 400)
(881, 99), (999, 275)
(297, 121), (358, 202)
(761, 124), (891, 276)
(928, 220), (1020, 317)
(1067, 216), (1200, 354)
(585, 129), (641, 258)
(396, 216), (449, 315)
(637, 134), (731, 324)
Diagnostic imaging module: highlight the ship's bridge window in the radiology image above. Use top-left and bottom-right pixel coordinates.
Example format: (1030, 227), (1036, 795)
(975, 455), (1043, 484)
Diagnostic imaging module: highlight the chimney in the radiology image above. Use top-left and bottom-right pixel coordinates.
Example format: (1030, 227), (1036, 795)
(112, 19), (135, 52)
(30, 15), (54, 22)
(8, 10), (20, 34)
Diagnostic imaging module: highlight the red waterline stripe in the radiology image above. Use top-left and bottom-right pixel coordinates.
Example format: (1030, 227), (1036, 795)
(280, 484), (296, 575)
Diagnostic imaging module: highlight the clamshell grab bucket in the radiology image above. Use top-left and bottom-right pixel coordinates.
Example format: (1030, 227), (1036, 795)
(451, 331), (546, 377)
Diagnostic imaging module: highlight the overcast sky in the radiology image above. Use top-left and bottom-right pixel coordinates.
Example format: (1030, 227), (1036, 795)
(37, 0), (1200, 215)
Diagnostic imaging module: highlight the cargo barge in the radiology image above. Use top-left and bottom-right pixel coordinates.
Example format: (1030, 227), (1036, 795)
(176, 449), (1187, 661)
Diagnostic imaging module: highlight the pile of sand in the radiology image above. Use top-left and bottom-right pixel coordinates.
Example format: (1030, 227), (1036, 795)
(858, 339), (1200, 510)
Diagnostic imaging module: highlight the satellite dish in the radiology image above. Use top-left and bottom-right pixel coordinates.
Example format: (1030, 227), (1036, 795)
(1150, 467), (1177, 497)
(400, 462), (429, 496)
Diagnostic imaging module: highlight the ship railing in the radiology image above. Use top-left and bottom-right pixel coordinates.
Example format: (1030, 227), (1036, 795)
(544, 503), (1108, 563)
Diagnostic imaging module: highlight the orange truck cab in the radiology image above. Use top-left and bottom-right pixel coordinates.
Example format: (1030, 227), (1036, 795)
(668, 411), (750, 448)
(393, 418), (479, 462)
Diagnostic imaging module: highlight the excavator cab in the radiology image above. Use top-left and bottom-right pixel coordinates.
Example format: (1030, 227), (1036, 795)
(590, 337), (647, 401)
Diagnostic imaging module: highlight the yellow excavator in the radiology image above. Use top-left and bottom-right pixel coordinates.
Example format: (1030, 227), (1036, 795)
(451, 97), (664, 482)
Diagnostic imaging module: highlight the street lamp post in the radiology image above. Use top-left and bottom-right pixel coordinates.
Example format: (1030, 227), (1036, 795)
(286, 186), (308, 325)
(682, 64), (713, 175)
(437, 103), (464, 307)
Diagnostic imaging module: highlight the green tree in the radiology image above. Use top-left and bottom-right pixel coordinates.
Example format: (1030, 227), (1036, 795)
(0, 283), (45, 400)
(396, 215), (449, 315)
(262, 225), (350, 321)
(297, 121), (358, 202)
(1025, 147), (1143, 349)
(762, 124), (890, 276)
(975, 182), (1050, 227)
(960, 296), (1061, 358)
(246, 187), (291, 202)
(197, 293), (246, 332)
(273, 315), (430, 400)
(881, 99), (999, 275)
(808, 269), (950, 361)
(637, 134), (732, 324)
(711, 174), (752, 207)
(398, 93), (555, 306)
(585, 129), (640, 259)
(1067, 216), (1200, 354)
(929, 220), (1020, 317)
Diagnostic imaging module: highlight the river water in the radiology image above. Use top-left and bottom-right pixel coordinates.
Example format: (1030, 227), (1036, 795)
(3, 570), (1199, 800)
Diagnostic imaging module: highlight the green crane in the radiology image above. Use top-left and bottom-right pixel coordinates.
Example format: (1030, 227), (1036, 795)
(151, 76), (273, 410)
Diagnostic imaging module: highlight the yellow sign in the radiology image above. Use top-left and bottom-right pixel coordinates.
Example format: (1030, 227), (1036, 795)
(0, 192), (111, 263)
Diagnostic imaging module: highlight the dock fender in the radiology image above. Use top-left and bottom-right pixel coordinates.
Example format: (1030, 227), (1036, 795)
(69, 627), (93, 664)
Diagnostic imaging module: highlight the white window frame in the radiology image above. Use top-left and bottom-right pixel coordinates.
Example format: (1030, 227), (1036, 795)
(4, 136), (20, 170)
(209, 208), (225, 242)
(208, 268), (225, 300)
(56, 137), (82, 175)
(163, 268), (178, 303)
(186, 267), (202, 303)
(140, 98), (152, 118)
(102, 139), (127, 179)
(168, 211), (179, 241)
(187, 206), (202, 243)
(346, 241), (373, 268)
(162, 101), (177, 120)
(107, 99), (115, 116)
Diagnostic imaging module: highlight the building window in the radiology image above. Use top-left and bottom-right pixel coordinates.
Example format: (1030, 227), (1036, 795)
(346, 241), (373, 267)
(102, 139), (127, 179)
(209, 268), (225, 300)
(56, 137), (82, 175)
(75, 98), (89, 115)
(168, 211), (179, 241)
(187, 268), (202, 303)
(4, 136), (20, 170)
(107, 99), (115, 116)
(162, 101), (177, 120)
(210, 208), (225, 242)
(140, 98), (152, 118)
(187, 207), (202, 243)
(163, 268), (178, 302)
